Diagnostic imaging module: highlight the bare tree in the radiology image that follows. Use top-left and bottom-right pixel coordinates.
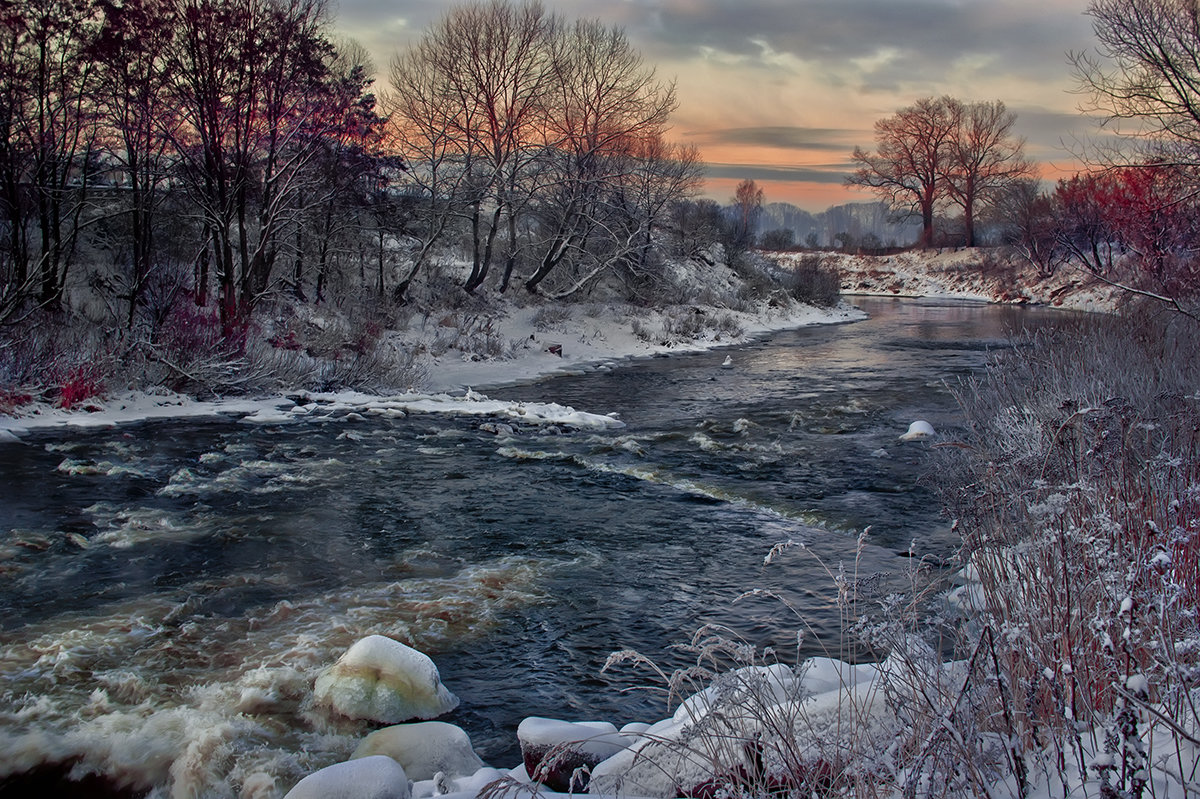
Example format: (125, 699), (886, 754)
(388, 0), (556, 297)
(942, 99), (1032, 247)
(1074, 0), (1200, 163)
(167, 0), (369, 324)
(994, 179), (1065, 277)
(524, 18), (676, 294)
(91, 0), (179, 328)
(848, 96), (956, 248)
(624, 137), (704, 275)
(729, 178), (764, 253)
(2, 0), (101, 307)
(388, 1), (688, 299)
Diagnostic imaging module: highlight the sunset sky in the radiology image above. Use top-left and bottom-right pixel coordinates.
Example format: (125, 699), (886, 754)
(335, 0), (1104, 212)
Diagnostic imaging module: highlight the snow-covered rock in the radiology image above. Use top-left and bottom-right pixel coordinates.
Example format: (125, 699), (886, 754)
(588, 659), (889, 798)
(410, 766), (510, 799)
(314, 635), (459, 724)
(517, 717), (627, 792)
(283, 755), (411, 799)
(899, 419), (935, 440)
(351, 722), (485, 781)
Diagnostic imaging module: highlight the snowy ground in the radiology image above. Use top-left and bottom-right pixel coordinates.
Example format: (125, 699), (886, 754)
(769, 248), (1120, 313)
(416, 299), (863, 393)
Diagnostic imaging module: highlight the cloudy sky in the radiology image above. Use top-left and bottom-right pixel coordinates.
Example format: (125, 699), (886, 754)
(334, 0), (1103, 212)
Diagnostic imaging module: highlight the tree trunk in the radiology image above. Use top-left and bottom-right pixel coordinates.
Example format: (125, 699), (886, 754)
(499, 206), (518, 293)
(465, 205), (502, 292)
(377, 228), (385, 296)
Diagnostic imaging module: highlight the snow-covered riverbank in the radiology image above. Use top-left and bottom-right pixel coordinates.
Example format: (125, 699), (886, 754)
(0, 299), (863, 440)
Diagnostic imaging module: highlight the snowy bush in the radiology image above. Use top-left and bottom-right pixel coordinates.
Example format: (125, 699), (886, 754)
(936, 306), (1200, 797)
(787, 254), (841, 308)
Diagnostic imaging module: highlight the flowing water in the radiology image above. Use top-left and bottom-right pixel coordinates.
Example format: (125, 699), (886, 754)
(0, 298), (1074, 797)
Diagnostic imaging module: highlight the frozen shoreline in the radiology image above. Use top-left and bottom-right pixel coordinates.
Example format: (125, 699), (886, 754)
(0, 300), (865, 440)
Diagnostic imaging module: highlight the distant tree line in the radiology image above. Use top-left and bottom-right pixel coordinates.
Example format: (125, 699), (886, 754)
(0, 0), (705, 335)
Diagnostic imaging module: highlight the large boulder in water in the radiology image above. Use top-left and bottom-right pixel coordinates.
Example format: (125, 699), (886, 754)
(283, 755), (411, 799)
(351, 721), (485, 781)
(314, 635), (459, 724)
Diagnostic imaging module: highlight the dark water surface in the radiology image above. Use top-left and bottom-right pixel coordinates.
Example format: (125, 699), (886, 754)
(0, 298), (1072, 796)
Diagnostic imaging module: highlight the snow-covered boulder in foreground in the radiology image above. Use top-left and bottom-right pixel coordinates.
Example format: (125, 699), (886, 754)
(352, 721), (485, 781)
(283, 755), (411, 799)
(517, 717), (628, 792)
(588, 660), (888, 798)
(314, 635), (459, 724)
(899, 419), (935, 441)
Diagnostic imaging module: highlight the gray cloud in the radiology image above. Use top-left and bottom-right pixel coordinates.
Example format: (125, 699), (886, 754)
(692, 126), (859, 152)
(705, 162), (850, 184)
(621, 0), (1094, 91)
(336, 0), (1095, 98)
(332, 0), (1099, 208)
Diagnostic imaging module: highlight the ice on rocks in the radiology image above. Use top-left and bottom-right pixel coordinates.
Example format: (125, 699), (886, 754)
(588, 658), (890, 799)
(517, 717), (628, 792)
(352, 721), (485, 781)
(283, 755), (411, 799)
(314, 635), (459, 724)
(899, 419), (936, 440)
(798, 657), (878, 695)
(411, 766), (508, 799)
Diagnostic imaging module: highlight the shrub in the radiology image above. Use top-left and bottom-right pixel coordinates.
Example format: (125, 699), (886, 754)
(788, 254), (841, 308)
(55, 363), (106, 409)
(936, 306), (1200, 796)
(0, 387), (33, 415)
(531, 305), (573, 331)
(759, 228), (796, 251)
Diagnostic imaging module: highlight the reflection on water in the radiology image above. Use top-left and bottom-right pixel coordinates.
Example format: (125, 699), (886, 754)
(0, 298), (1074, 796)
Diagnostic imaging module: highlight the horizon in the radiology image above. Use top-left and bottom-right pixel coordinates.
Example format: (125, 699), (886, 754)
(335, 0), (1106, 213)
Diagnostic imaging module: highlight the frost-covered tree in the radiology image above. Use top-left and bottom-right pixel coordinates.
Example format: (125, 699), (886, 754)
(848, 96), (956, 249)
(849, 96), (1031, 249)
(389, 1), (687, 298)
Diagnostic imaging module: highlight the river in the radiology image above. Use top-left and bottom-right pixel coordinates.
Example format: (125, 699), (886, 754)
(0, 298), (1072, 797)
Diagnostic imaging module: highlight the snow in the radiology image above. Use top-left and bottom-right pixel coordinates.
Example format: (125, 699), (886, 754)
(417, 297), (863, 395)
(0, 298), (860, 439)
(769, 249), (1120, 312)
(313, 635), (459, 724)
(282, 755), (411, 799)
(352, 722), (485, 781)
(899, 419), (936, 441)
(516, 717), (627, 761)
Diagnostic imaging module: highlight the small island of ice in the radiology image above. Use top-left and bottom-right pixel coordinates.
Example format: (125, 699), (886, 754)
(898, 419), (936, 441)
